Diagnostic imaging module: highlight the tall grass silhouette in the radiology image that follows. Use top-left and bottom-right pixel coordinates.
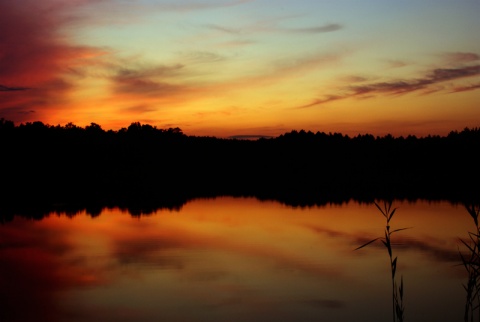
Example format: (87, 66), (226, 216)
(356, 201), (409, 322)
(460, 203), (480, 322)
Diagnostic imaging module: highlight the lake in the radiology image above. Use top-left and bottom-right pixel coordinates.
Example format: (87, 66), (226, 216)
(0, 197), (475, 322)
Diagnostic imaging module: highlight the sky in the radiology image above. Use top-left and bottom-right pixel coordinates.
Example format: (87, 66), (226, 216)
(1, 0), (479, 137)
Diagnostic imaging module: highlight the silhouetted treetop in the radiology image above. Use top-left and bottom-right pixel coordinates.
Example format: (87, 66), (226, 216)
(1, 118), (479, 143)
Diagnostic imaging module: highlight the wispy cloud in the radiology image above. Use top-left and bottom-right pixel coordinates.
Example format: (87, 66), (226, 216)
(338, 76), (368, 83)
(441, 52), (480, 64)
(298, 64), (480, 108)
(114, 64), (185, 79)
(102, 48), (343, 123)
(451, 83), (480, 93)
(124, 104), (157, 114)
(273, 52), (341, 74)
(299, 96), (344, 109)
(429, 65), (480, 81)
(179, 51), (227, 64)
(149, 0), (255, 12)
(113, 78), (181, 96)
(283, 23), (343, 34)
(195, 50), (346, 104)
(110, 63), (189, 97)
(204, 21), (343, 36)
(384, 59), (408, 68)
(0, 85), (30, 91)
(204, 23), (241, 34)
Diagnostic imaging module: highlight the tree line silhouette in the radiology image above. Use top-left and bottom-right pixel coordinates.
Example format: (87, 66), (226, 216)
(1, 118), (479, 219)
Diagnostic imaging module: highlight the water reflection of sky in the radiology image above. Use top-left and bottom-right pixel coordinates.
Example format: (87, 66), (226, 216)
(0, 198), (472, 321)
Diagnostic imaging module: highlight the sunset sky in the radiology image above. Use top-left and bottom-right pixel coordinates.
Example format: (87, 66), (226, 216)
(1, 0), (479, 137)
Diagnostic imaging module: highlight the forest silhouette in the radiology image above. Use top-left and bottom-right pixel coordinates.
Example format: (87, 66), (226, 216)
(1, 118), (479, 220)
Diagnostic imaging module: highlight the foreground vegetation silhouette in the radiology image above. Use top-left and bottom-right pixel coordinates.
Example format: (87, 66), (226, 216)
(356, 201), (409, 322)
(1, 118), (479, 219)
(460, 203), (480, 322)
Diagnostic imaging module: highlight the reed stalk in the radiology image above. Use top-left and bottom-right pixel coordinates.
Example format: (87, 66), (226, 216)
(460, 203), (480, 322)
(356, 201), (409, 322)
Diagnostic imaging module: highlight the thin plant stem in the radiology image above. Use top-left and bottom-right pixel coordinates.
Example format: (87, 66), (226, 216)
(356, 200), (408, 322)
(461, 203), (480, 322)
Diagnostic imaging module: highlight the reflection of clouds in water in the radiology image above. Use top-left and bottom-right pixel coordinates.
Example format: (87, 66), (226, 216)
(0, 199), (469, 322)
(306, 222), (460, 264)
(353, 234), (460, 263)
(113, 237), (188, 269)
(182, 269), (230, 282)
(302, 299), (346, 309)
(0, 219), (105, 322)
(400, 238), (460, 263)
(110, 229), (346, 281)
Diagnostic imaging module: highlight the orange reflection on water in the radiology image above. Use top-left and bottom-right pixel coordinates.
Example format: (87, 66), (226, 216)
(0, 198), (473, 322)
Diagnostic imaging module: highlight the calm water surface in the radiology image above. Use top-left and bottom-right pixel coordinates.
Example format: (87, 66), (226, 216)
(0, 197), (474, 321)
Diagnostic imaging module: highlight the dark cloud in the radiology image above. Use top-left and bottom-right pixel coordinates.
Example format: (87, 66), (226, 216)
(0, 102), (37, 122)
(0, 77), (74, 121)
(349, 80), (428, 96)
(299, 64), (480, 108)
(286, 23), (343, 34)
(451, 83), (480, 93)
(442, 52), (480, 63)
(111, 64), (187, 96)
(116, 64), (184, 79)
(0, 84), (30, 91)
(430, 65), (480, 82)
(205, 22), (343, 35)
(113, 78), (180, 96)
(350, 65), (480, 96)
(19, 110), (36, 115)
(298, 95), (343, 109)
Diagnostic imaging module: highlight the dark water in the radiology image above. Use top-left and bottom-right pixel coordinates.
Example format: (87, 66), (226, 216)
(0, 197), (473, 321)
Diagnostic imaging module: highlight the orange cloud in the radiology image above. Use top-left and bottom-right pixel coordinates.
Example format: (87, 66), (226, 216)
(298, 64), (480, 108)
(0, 0), (107, 122)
